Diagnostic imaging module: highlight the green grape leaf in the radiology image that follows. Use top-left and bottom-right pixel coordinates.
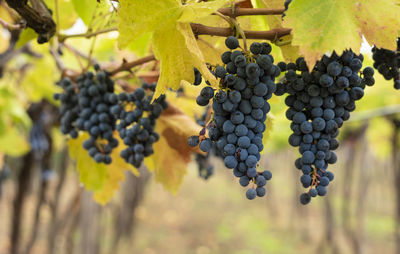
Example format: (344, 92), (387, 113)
(68, 133), (108, 191)
(284, 0), (400, 68)
(70, 0), (98, 25)
(44, 0), (78, 30)
(117, 0), (226, 98)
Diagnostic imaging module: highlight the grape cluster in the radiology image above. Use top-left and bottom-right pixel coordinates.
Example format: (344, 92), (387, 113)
(189, 36), (277, 199)
(55, 68), (120, 164)
(372, 38), (400, 89)
(116, 83), (168, 168)
(276, 51), (375, 204)
(54, 78), (79, 138)
(75, 68), (120, 164)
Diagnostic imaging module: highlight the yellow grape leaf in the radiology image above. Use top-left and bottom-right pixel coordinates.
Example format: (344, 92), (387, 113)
(354, 0), (400, 51)
(152, 23), (217, 97)
(68, 133), (108, 191)
(178, 0), (227, 22)
(197, 37), (224, 66)
(118, 0), (182, 48)
(70, 133), (139, 205)
(284, 0), (361, 68)
(118, 0), (224, 97)
(144, 105), (203, 194)
(92, 136), (135, 205)
(126, 33), (152, 57)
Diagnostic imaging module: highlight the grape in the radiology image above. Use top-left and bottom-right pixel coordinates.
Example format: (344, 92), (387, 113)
(372, 38), (400, 89)
(188, 38), (279, 199)
(200, 138), (212, 152)
(255, 175), (266, 186)
(309, 188), (318, 197)
(246, 188), (257, 200)
(200, 86), (214, 99)
(239, 176), (250, 186)
(224, 156), (238, 168)
(262, 170), (272, 180)
(280, 50), (375, 204)
(256, 187), (266, 197)
(225, 36), (240, 50)
(193, 68), (202, 85)
(221, 51), (232, 64)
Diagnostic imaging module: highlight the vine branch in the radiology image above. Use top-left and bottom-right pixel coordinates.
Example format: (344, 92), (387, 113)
(5, 0), (56, 43)
(191, 23), (291, 41)
(109, 55), (156, 76)
(217, 7), (285, 17)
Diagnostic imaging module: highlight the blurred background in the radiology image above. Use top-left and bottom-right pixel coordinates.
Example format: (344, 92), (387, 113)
(1, 101), (400, 254)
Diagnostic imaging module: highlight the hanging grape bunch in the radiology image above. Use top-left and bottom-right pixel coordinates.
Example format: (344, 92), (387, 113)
(372, 38), (400, 89)
(54, 77), (79, 138)
(116, 83), (168, 168)
(275, 51), (375, 204)
(189, 36), (277, 200)
(55, 66), (120, 164)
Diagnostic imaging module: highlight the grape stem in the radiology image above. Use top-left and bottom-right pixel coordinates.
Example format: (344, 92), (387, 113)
(191, 23), (291, 41)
